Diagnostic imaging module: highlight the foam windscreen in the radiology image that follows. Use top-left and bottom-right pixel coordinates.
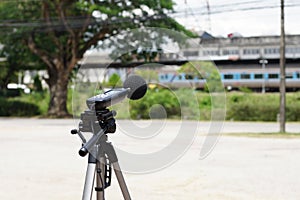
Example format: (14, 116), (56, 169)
(123, 75), (147, 100)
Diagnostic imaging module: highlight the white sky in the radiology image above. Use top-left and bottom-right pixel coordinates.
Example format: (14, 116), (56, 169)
(173, 0), (300, 37)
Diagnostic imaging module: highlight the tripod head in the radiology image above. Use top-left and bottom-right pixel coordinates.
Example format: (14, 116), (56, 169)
(79, 108), (117, 134)
(73, 92), (123, 157)
(74, 107), (117, 157)
(71, 75), (148, 157)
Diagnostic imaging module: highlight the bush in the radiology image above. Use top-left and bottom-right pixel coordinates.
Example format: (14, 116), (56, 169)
(0, 89), (22, 97)
(286, 93), (300, 121)
(129, 89), (180, 119)
(12, 91), (49, 115)
(226, 93), (279, 121)
(126, 90), (300, 121)
(286, 104), (300, 121)
(175, 89), (201, 120)
(0, 98), (40, 116)
(227, 101), (278, 121)
(225, 93), (300, 121)
(106, 73), (122, 87)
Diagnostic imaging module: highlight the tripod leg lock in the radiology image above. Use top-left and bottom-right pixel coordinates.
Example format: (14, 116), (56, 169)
(95, 187), (105, 192)
(103, 142), (118, 163)
(95, 159), (112, 191)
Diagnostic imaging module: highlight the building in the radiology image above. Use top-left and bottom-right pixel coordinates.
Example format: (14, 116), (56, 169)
(181, 34), (300, 61)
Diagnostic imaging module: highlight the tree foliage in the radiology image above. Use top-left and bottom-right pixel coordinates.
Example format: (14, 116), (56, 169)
(179, 61), (224, 92)
(0, 0), (195, 117)
(107, 73), (122, 87)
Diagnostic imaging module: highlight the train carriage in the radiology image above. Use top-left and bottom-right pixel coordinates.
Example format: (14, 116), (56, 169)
(158, 69), (300, 91)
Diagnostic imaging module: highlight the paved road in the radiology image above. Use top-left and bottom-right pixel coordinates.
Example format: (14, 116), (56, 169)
(0, 118), (300, 199)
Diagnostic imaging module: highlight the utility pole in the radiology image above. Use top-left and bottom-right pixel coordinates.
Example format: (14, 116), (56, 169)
(205, 0), (212, 32)
(279, 0), (286, 133)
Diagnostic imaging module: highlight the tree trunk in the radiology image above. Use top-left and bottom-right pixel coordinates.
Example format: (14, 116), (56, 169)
(47, 68), (70, 117)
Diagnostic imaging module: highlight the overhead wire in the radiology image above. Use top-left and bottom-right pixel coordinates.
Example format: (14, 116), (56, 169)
(183, 0), (203, 31)
(172, 0), (300, 32)
(0, 1), (299, 31)
(171, 2), (300, 17)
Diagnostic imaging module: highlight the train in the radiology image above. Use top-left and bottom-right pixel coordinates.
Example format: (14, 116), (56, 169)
(158, 69), (300, 92)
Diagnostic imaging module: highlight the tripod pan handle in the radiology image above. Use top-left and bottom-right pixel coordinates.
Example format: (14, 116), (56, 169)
(79, 147), (89, 157)
(78, 128), (106, 157)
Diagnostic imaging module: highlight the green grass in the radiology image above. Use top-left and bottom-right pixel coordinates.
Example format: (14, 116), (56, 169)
(224, 132), (300, 138)
(4, 88), (300, 121)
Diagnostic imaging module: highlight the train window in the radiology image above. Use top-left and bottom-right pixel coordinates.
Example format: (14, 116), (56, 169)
(254, 74), (263, 79)
(203, 50), (219, 56)
(296, 73), (300, 79)
(160, 75), (164, 80)
(178, 75), (182, 80)
(269, 74), (279, 79)
(185, 74), (194, 80)
(183, 51), (199, 57)
(243, 49), (260, 55)
(224, 74), (234, 79)
(264, 48), (280, 54)
(222, 49), (239, 55)
(286, 73), (293, 79)
(286, 48), (296, 54)
(165, 74), (168, 79)
(241, 74), (251, 79)
(287, 48), (300, 54)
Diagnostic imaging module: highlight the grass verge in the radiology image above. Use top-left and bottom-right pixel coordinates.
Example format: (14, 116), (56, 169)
(224, 132), (300, 139)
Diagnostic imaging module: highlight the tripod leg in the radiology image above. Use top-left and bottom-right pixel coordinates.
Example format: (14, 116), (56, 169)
(82, 154), (97, 200)
(103, 142), (131, 200)
(112, 162), (132, 200)
(96, 157), (107, 200)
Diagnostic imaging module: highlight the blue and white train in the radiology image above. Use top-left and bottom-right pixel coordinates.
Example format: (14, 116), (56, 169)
(158, 70), (300, 91)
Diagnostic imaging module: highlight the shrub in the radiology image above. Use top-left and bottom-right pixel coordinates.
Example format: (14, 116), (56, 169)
(0, 89), (22, 97)
(286, 104), (300, 121)
(226, 93), (279, 121)
(12, 91), (49, 115)
(129, 89), (180, 119)
(125, 90), (300, 122)
(0, 98), (40, 116)
(107, 73), (122, 87)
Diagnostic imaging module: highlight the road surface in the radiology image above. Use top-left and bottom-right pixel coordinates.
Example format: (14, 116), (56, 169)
(0, 118), (300, 199)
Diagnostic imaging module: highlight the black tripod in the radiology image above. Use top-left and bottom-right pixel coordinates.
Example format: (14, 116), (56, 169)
(71, 108), (131, 200)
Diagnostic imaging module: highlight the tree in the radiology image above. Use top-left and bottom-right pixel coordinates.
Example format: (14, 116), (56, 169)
(0, 37), (45, 91)
(0, 0), (194, 117)
(107, 73), (122, 87)
(135, 68), (159, 83)
(179, 61), (223, 92)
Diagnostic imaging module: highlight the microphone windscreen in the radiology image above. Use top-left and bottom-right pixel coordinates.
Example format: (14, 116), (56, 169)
(123, 75), (147, 100)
